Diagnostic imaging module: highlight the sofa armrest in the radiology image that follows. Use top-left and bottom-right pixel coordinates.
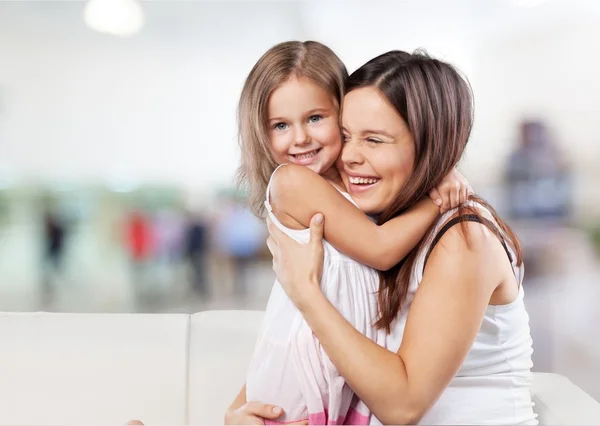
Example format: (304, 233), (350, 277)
(533, 372), (600, 425)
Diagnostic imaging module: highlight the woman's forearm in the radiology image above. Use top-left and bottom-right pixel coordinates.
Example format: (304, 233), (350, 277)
(296, 287), (417, 424)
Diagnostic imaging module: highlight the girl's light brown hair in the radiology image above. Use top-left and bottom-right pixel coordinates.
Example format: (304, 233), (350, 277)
(346, 50), (523, 332)
(236, 41), (348, 217)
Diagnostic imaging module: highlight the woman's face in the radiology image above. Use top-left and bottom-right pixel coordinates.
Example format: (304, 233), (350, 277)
(338, 87), (415, 215)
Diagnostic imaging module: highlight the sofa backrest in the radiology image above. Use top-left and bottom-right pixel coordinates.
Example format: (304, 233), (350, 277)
(187, 310), (264, 425)
(0, 312), (190, 425)
(2, 310), (600, 425)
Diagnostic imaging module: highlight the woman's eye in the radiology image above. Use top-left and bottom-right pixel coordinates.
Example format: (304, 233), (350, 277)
(342, 134), (350, 143)
(367, 138), (383, 144)
(273, 122), (288, 131)
(308, 115), (323, 123)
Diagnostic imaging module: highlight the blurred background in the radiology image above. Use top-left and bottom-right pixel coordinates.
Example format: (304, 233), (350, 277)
(0, 0), (599, 400)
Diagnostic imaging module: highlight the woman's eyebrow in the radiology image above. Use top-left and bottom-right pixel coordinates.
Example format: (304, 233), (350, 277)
(361, 128), (394, 138)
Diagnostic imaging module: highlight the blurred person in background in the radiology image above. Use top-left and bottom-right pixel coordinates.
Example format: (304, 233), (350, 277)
(153, 207), (185, 265)
(214, 194), (265, 298)
(184, 209), (209, 296)
(504, 120), (573, 275)
(505, 120), (572, 221)
(41, 208), (68, 305)
(151, 207), (186, 292)
(124, 209), (154, 305)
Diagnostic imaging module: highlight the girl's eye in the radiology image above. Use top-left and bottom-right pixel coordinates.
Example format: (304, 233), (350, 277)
(273, 122), (288, 131)
(308, 115), (323, 123)
(342, 134), (350, 143)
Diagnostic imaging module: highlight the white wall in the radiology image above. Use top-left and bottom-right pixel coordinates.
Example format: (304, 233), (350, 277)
(0, 2), (303, 189)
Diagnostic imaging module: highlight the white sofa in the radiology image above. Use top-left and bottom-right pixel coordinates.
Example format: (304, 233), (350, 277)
(1, 310), (599, 425)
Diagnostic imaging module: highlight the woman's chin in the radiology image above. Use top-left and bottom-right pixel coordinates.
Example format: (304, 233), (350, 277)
(353, 200), (382, 217)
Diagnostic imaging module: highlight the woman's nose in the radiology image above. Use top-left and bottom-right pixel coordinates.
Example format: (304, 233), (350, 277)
(341, 139), (364, 166)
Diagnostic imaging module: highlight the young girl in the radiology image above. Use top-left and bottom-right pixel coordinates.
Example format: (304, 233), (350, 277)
(236, 41), (471, 425)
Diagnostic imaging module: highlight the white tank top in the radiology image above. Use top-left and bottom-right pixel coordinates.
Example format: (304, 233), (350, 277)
(373, 202), (538, 425)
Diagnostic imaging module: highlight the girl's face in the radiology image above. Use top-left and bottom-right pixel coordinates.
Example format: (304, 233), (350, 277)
(338, 87), (416, 215)
(268, 76), (341, 177)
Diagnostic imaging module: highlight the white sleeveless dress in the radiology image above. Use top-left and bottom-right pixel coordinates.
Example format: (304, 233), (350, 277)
(246, 165), (387, 425)
(371, 202), (538, 425)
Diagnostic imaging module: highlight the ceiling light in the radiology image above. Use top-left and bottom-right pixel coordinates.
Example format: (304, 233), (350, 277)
(83, 0), (144, 37)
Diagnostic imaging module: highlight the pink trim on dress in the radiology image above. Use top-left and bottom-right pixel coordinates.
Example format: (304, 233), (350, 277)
(265, 407), (370, 425)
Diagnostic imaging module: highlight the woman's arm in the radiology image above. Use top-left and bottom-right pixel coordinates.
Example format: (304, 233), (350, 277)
(266, 215), (506, 424)
(227, 384), (247, 413)
(270, 164), (441, 270)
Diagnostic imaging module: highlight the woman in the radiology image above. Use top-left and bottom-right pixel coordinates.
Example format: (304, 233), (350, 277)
(227, 50), (537, 425)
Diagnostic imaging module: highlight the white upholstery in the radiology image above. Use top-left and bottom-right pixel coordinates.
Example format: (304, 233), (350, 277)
(0, 310), (599, 425)
(188, 310), (265, 425)
(0, 312), (189, 425)
(531, 372), (600, 425)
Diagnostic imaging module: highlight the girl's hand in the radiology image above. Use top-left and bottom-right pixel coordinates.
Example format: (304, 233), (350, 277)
(429, 169), (473, 213)
(266, 214), (325, 309)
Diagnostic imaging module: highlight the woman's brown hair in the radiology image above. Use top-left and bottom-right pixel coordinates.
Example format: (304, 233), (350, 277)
(346, 50), (523, 332)
(237, 41), (348, 217)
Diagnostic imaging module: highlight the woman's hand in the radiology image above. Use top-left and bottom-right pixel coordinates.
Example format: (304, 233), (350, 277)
(266, 213), (325, 309)
(225, 402), (308, 425)
(429, 168), (473, 213)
